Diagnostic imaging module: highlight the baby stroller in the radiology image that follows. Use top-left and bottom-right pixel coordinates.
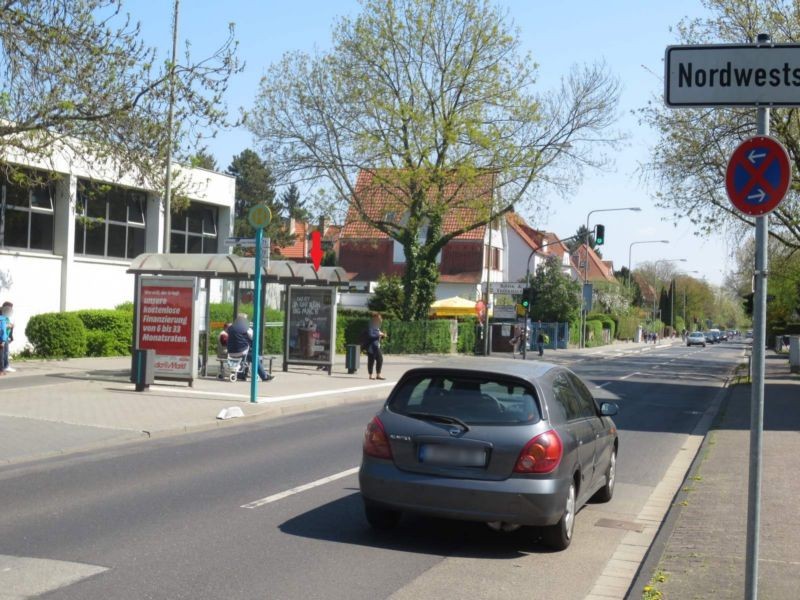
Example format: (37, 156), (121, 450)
(219, 347), (253, 382)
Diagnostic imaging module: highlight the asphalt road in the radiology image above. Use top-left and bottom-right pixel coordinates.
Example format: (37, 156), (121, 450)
(0, 341), (745, 600)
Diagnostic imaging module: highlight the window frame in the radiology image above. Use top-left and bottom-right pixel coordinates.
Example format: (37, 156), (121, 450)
(74, 180), (147, 260)
(169, 201), (219, 254)
(551, 372), (583, 422)
(0, 176), (56, 252)
(566, 372), (599, 419)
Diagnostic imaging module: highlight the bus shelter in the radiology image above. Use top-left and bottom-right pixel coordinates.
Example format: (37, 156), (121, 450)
(127, 254), (348, 383)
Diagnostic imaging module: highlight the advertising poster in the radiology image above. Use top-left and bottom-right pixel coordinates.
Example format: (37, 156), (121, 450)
(136, 276), (198, 380)
(286, 286), (336, 367)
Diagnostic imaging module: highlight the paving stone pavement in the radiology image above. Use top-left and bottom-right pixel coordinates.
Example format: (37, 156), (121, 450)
(649, 354), (800, 600)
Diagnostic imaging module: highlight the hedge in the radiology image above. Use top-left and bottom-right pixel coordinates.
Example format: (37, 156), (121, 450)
(74, 309), (132, 356)
(382, 320), (452, 354)
(25, 312), (88, 358)
(615, 315), (639, 340)
(457, 321), (478, 354)
(583, 319), (605, 347)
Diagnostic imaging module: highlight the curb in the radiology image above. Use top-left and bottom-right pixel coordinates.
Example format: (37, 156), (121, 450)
(621, 374), (736, 600)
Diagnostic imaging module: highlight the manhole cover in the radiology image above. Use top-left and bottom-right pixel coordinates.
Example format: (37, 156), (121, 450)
(594, 518), (645, 533)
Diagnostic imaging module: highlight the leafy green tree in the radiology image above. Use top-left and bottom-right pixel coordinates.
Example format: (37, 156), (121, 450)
(247, 0), (621, 320)
(640, 0), (800, 251)
(226, 149), (289, 246)
(190, 148), (219, 171)
(367, 275), (405, 320)
(0, 0), (240, 199)
(279, 183), (310, 221)
(566, 225), (601, 257)
(528, 258), (581, 323)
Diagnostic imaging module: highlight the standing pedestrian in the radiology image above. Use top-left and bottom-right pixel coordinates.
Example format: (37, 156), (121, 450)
(365, 312), (386, 380)
(0, 302), (12, 373)
(536, 328), (545, 357)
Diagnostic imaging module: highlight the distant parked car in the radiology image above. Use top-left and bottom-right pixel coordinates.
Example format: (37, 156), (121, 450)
(746, 330), (753, 338)
(359, 360), (619, 551)
(704, 331), (717, 344)
(687, 332), (707, 347)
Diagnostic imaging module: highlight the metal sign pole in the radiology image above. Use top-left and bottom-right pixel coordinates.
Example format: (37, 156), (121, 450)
(250, 225), (264, 404)
(745, 101), (769, 600)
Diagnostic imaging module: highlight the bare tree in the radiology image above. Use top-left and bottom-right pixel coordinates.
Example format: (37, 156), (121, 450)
(0, 0), (241, 202)
(246, 0), (621, 319)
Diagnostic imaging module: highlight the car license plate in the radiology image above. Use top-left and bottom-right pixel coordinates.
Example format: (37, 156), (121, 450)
(418, 444), (487, 467)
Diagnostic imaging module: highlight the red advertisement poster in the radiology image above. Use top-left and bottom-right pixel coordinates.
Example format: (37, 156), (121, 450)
(137, 279), (195, 376)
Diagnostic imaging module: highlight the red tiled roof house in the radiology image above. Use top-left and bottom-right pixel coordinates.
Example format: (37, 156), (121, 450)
(338, 170), (507, 301)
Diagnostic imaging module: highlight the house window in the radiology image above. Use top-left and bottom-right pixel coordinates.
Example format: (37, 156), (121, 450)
(170, 202), (218, 254)
(0, 175), (55, 252)
(74, 180), (147, 259)
(485, 246), (501, 270)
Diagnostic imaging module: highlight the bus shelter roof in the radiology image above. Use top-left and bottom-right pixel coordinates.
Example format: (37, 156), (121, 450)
(127, 253), (348, 286)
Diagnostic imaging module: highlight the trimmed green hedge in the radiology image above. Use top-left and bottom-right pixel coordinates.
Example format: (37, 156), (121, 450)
(74, 309), (132, 356)
(457, 321), (478, 354)
(616, 315), (639, 340)
(583, 319), (605, 347)
(25, 312), (88, 358)
(382, 320), (452, 354)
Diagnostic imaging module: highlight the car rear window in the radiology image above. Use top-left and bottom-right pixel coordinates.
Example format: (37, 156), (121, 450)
(388, 373), (541, 425)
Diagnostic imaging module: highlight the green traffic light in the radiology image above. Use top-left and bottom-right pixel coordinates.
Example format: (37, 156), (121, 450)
(595, 224), (605, 246)
(522, 299), (529, 308)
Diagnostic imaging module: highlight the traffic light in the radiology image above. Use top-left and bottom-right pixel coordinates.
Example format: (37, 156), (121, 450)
(595, 224), (605, 246)
(521, 287), (531, 310)
(521, 287), (537, 313)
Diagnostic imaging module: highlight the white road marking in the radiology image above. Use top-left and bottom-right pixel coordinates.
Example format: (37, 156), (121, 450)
(241, 466), (360, 509)
(619, 372), (639, 380)
(150, 382), (395, 403)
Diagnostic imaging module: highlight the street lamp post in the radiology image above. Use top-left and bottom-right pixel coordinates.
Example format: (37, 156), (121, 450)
(652, 258), (686, 333)
(628, 240), (669, 287)
(579, 207), (641, 348)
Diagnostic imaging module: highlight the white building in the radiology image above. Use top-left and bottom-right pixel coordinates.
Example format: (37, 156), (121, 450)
(0, 147), (235, 350)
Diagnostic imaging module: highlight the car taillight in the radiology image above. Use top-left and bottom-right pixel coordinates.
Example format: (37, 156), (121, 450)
(363, 416), (392, 459)
(513, 430), (563, 474)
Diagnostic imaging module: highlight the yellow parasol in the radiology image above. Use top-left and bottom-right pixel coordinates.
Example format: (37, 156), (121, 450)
(429, 296), (478, 318)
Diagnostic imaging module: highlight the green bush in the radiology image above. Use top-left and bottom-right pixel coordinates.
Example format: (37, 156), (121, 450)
(616, 315), (639, 340)
(86, 330), (121, 357)
(337, 313), (371, 353)
(383, 320), (452, 354)
(457, 321), (478, 354)
(584, 319), (605, 347)
(25, 312), (87, 358)
(74, 309), (132, 356)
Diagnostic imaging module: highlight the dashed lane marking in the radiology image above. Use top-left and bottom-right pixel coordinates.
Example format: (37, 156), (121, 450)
(241, 467), (360, 509)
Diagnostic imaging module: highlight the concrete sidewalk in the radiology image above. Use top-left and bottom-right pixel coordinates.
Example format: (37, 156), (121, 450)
(0, 339), (681, 466)
(632, 352), (800, 599)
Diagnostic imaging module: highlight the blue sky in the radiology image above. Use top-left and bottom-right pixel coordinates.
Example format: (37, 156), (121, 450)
(125, 0), (730, 284)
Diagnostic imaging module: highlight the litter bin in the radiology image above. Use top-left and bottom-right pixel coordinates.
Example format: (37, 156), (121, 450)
(345, 344), (361, 374)
(131, 348), (155, 392)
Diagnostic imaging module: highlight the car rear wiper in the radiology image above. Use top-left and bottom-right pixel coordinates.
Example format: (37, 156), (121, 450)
(404, 412), (470, 432)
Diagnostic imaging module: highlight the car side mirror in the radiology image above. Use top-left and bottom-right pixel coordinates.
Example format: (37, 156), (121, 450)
(600, 402), (619, 417)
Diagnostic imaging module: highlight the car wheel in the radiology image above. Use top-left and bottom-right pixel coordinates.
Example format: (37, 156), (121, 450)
(593, 449), (616, 503)
(363, 500), (401, 530)
(542, 481), (576, 550)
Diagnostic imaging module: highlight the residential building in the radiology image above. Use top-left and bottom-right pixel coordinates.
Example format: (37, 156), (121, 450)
(0, 148), (235, 349)
(505, 213), (576, 282)
(571, 244), (618, 284)
(338, 170), (507, 304)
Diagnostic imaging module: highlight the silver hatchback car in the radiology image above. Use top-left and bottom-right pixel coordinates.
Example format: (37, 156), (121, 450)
(359, 360), (619, 550)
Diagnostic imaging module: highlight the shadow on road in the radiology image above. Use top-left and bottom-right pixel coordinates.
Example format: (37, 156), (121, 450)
(279, 491), (561, 558)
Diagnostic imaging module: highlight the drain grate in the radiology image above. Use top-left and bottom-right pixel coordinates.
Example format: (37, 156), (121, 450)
(594, 518), (645, 532)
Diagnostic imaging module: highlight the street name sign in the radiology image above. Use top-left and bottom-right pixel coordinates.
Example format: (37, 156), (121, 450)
(485, 281), (525, 295)
(725, 136), (791, 216)
(665, 44), (800, 107)
(224, 237), (269, 248)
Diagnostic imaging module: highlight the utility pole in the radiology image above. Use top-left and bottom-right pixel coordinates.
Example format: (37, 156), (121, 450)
(162, 0), (179, 253)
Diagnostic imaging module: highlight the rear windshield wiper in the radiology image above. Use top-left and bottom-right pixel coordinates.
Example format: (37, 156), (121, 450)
(404, 411), (470, 432)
